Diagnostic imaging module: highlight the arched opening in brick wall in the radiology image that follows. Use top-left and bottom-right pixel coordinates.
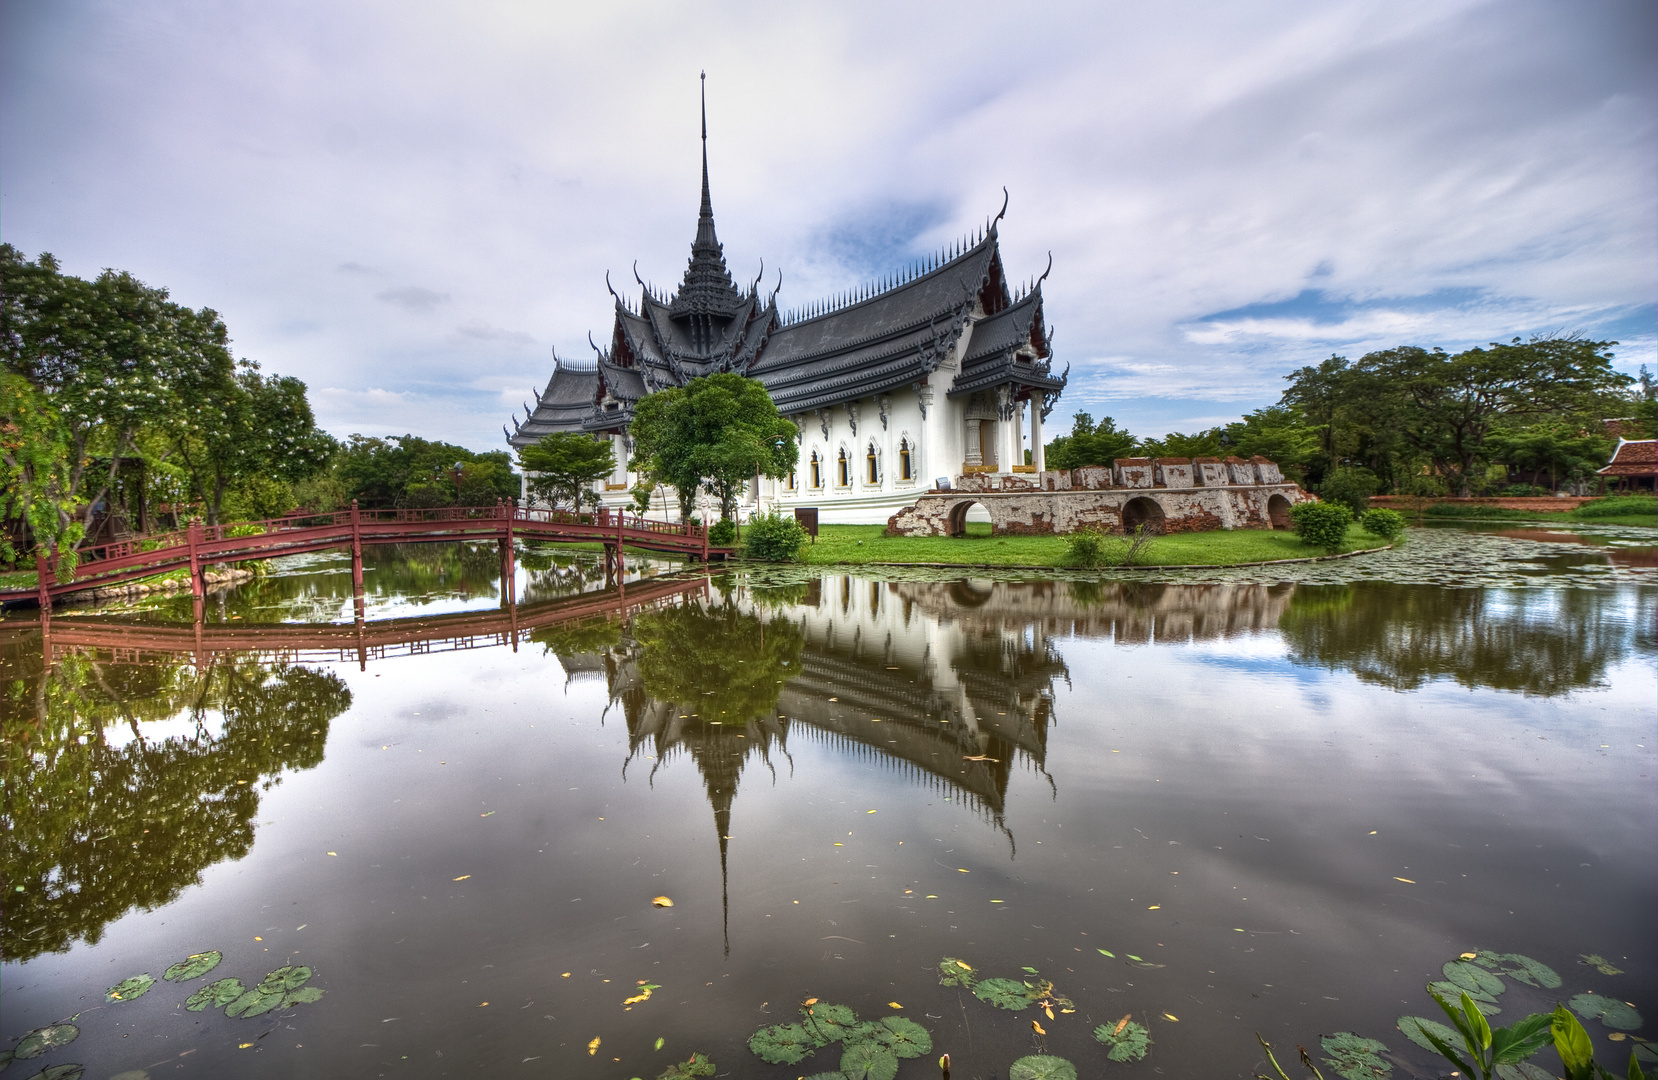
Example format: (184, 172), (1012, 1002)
(946, 500), (995, 537)
(1121, 496), (1166, 535)
(1267, 494), (1294, 530)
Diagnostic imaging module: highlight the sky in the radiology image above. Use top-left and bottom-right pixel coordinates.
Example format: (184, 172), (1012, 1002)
(3, 0), (1654, 452)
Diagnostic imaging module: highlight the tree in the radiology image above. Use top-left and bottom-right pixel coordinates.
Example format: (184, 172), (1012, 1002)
(1044, 412), (1139, 470)
(336, 435), (519, 509)
(0, 373), (81, 568)
(629, 373), (797, 521)
(1484, 421), (1611, 492)
(517, 432), (615, 511)
(1140, 428), (1225, 459)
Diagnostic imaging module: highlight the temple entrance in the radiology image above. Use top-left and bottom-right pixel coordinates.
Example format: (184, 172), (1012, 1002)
(946, 500), (995, 537)
(1267, 494), (1293, 530)
(1121, 496), (1166, 535)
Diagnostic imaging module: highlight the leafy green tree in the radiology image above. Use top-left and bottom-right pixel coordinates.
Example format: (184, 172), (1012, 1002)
(1044, 412), (1139, 470)
(0, 373), (81, 568)
(629, 373), (797, 521)
(335, 435), (518, 509)
(1317, 466), (1380, 514)
(1139, 428), (1225, 459)
(517, 432), (615, 511)
(1484, 421), (1611, 492)
(1220, 405), (1321, 478)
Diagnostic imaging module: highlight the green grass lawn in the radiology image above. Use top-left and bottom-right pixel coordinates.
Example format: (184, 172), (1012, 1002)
(794, 523), (1391, 568)
(1413, 495), (1655, 528)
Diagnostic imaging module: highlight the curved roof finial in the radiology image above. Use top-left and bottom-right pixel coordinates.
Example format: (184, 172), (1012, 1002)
(991, 186), (1010, 234)
(588, 331), (602, 356)
(769, 269), (783, 306)
(632, 260), (647, 289)
(751, 256), (764, 294)
(1036, 250), (1052, 286)
(605, 270), (621, 303)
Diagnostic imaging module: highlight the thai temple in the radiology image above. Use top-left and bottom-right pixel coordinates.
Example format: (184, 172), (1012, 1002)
(508, 78), (1067, 526)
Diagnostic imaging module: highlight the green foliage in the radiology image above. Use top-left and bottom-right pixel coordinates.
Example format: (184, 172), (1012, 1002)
(13, 1023), (79, 1059)
(749, 1023), (815, 1065)
(1443, 960), (1507, 997)
(1008, 1055), (1078, 1080)
(1421, 989), (1553, 1080)
(708, 518), (738, 546)
(1045, 412), (1139, 470)
(1140, 428), (1225, 459)
(1485, 421), (1611, 491)
(336, 434), (518, 509)
(164, 950), (223, 982)
(972, 977), (1032, 1011)
(1290, 500), (1355, 552)
(938, 957), (979, 988)
(655, 1053), (716, 1080)
(105, 974), (155, 1002)
(1579, 954), (1624, 976)
(1574, 495), (1656, 520)
(1063, 524), (1157, 568)
(1320, 1032), (1391, 1079)
(1569, 992), (1642, 1030)
(630, 373), (797, 519)
(1359, 508), (1407, 540)
(743, 511), (808, 561)
(1471, 951), (1561, 989)
(1062, 527), (1107, 568)
(0, 372), (83, 567)
(1319, 466), (1380, 514)
(517, 432), (615, 512)
(186, 978), (248, 1011)
(1397, 1015), (1460, 1053)
(801, 1003), (859, 1043)
(871, 1016), (931, 1058)
(1093, 1018), (1151, 1062)
(839, 1040), (899, 1080)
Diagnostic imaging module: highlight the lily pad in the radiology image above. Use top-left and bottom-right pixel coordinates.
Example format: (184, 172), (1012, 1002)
(654, 1052), (715, 1080)
(282, 986), (325, 1007)
(225, 988), (286, 1018)
(24, 1066), (84, 1080)
(839, 1040), (899, 1080)
(1442, 960), (1505, 997)
(1321, 1032), (1391, 1080)
(1494, 1064), (1555, 1080)
(185, 978), (247, 1012)
(1428, 982), (1500, 1014)
(873, 1016), (931, 1058)
(938, 957), (978, 988)
(748, 1023), (815, 1065)
(1397, 1016), (1459, 1053)
(0, 1051), (10, 1070)
(800, 1003), (858, 1044)
(257, 965), (313, 994)
(1009, 1055), (1078, 1080)
(1472, 951), (1561, 989)
(14, 1024), (79, 1059)
(1093, 1017), (1151, 1062)
(973, 977), (1032, 1011)
(1568, 992), (1642, 1031)
(1580, 953), (1624, 977)
(163, 951), (223, 982)
(1632, 1043), (1658, 1066)
(104, 975), (154, 1003)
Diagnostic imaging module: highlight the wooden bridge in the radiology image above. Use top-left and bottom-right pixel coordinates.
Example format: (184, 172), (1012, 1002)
(5, 572), (711, 672)
(5, 501), (733, 609)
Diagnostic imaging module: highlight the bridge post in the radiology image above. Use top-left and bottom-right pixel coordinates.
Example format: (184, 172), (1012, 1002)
(187, 520), (204, 599)
(35, 549), (52, 614)
(702, 518), (709, 562)
(350, 500), (365, 599)
(616, 505), (626, 580)
(500, 498), (517, 606)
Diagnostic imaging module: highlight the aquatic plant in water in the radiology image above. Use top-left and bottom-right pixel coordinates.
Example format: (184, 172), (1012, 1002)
(653, 1052), (715, 1079)
(185, 978), (249, 1011)
(104, 975), (155, 1003)
(1008, 1055), (1077, 1080)
(10, 1022), (80, 1060)
(1319, 1032), (1391, 1079)
(1568, 992), (1642, 1031)
(1579, 954), (1624, 976)
(1092, 1015), (1151, 1062)
(163, 951), (224, 982)
(749, 1001), (929, 1079)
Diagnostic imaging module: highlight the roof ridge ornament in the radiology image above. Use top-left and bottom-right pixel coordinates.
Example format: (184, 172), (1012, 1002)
(990, 187), (1009, 236)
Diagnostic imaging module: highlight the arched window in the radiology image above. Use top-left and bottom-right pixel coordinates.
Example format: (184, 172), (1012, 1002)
(810, 452), (822, 489)
(898, 438), (913, 481)
(837, 448), (850, 487)
(786, 469), (796, 491)
(866, 442), (879, 485)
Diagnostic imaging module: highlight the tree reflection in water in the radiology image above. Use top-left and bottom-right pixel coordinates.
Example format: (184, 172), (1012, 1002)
(0, 639), (351, 962)
(1279, 584), (1656, 696)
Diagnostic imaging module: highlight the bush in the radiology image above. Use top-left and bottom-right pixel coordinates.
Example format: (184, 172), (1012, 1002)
(1572, 494), (1657, 520)
(1062, 525), (1155, 568)
(1063, 528), (1109, 568)
(1499, 483), (1547, 497)
(743, 512), (809, 561)
(1290, 500), (1354, 552)
(1316, 466), (1379, 515)
(1359, 507), (1406, 541)
(707, 518), (738, 546)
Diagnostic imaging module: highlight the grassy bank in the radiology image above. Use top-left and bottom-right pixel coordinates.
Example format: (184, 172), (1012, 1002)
(794, 523), (1390, 568)
(1405, 494), (1655, 528)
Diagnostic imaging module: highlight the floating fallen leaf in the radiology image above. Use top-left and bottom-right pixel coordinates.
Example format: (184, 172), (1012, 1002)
(802, 997), (819, 1006)
(1394, 877), (1416, 884)
(1460, 952), (1478, 960)
(1610, 1032), (1627, 1042)
(326, 852), (336, 857)
(957, 868), (969, 873)
(453, 875), (470, 881)
(652, 896), (674, 907)
(1044, 1004), (1055, 1020)
(588, 1037), (600, 1055)
(867, 809), (877, 814)
(1113, 1014), (1132, 1036)
(480, 811), (495, 817)
(1148, 905), (1160, 910)
(561, 972), (571, 978)
(991, 900), (1005, 904)
(1126, 955), (1143, 962)
(1032, 1019), (1046, 1036)
(478, 1001), (488, 1007)
(1163, 1012), (1179, 1022)
(1098, 949), (1115, 957)
(654, 1037), (665, 1050)
(239, 1042), (255, 1048)
(888, 1001), (903, 1009)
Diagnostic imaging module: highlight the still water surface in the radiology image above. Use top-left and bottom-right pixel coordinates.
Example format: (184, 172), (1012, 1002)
(2, 529), (1654, 1078)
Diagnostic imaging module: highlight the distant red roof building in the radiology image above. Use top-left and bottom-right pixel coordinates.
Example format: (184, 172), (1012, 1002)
(1597, 438), (1656, 490)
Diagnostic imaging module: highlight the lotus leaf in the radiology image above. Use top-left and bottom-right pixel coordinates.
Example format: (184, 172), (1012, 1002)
(163, 951), (223, 982)
(27, 1066), (84, 1080)
(282, 986), (325, 1007)
(257, 965), (313, 994)
(1397, 1016), (1459, 1053)
(748, 1023), (815, 1065)
(801, 1074), (846, 1080)
(873, 1016), (931, 1058)
(839, 1040), (899, 1080)
(654, 1051), (715, 1079)
(1008, 1055), (1078, 1080)
(1427, 982), (1500, 1014)
(1320, 1032), (1391, 1080)
(104, 975), (154, 1003)
(185, 978), (247, 1011)
(1093, 1018), (1151, 1062)
(14, 1024), (79, 1059)
(973, 977), (1032, 1011)
(801, 1003), (858, 1044)
(938, 957), (978, 988)
(1442, 960), (1505, 997)
(1494, 1064), (1556, 1080)
(225, 988), (286, 1018)
(1579, 954), (1624, 976)
(1568, 992), (1642, 1031)
(0, 1051), (10, 1070)
(1471, 951), (1561, 989)
(1632, 1043), (1658, 1066)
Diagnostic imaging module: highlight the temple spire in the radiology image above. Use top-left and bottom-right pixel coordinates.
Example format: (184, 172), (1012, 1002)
(698, 70), (714, 239)
(670, 70), (743, 331)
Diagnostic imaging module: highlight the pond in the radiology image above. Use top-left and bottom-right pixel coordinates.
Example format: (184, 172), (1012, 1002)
(2, 527), (1654, 1079)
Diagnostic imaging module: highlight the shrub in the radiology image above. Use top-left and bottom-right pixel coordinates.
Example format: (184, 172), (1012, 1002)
(1499, 483), (1547, 497)
(743, 512), (808, 561)
(707, 518), (738, 546)
(1359, 508), (1406, 541)
(1572, 494), (1656, 520)
(1316, 466), (1379, 515)
(1290, 500), (1354, 552)
(1062, 528), (1109, 569)
(1062, 525), (1155, 568)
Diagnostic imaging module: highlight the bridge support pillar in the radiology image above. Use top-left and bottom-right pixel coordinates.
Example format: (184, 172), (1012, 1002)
(187, 521), (204, 600)
(349, 500), (365, 600)
(35, 549), (52, 615)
